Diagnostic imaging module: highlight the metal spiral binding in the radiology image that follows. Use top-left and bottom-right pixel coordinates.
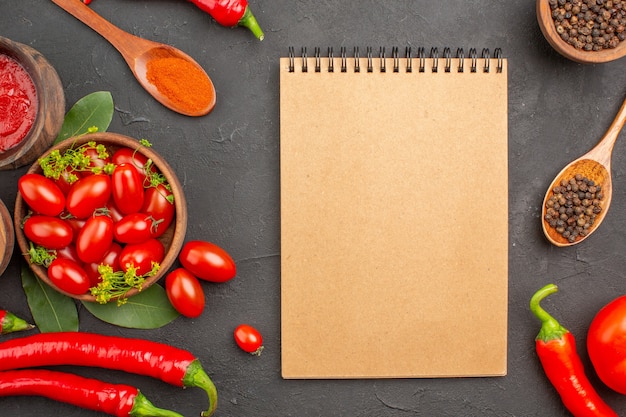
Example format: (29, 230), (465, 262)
(287, 46), (503, 73)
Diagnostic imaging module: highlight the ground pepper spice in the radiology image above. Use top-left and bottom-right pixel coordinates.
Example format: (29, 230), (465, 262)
(146, 56), (214, 115)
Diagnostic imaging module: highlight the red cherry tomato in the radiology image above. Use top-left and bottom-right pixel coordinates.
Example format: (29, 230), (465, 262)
(112, 147), (155, 185)
(82, 146), (110, 173)
(64, 217), (86, 243)
(113, 213), (155, 244)
(165, 268), (205, 318)
(76, 215), (114, 263)
(54, 166), (78, 195)
(119, 238), (164, 275)
(66, 174), (111, 218)
(179, 241), (236, 283)
(105, 200), (126, 223)
(18, 173), (66, 217)
(23, 215), (73, 250)
(55, 245), (82, 265)
(111, 163), (145, 215)
(588, 295), (626, 394)
(84, 242), (123, 286)
(47, 258), (91, 295)
(141, 184), (175, 238)
(234, 324), (264, 355)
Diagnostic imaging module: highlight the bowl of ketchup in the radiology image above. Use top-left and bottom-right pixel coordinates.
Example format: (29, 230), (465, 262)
(0, 36), (65, 170)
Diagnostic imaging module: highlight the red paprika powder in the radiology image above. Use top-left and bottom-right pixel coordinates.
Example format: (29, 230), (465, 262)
(0, 53), (37, 153)
(146, 56), (215, 115)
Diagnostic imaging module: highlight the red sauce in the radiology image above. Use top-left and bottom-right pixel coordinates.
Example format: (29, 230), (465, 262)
(0, 54), (38, 153)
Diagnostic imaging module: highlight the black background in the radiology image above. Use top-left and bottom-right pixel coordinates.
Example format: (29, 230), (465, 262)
(2, 1), (626, 416)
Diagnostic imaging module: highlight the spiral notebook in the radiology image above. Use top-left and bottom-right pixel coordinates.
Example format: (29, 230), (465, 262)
(280, 46), (508, 379)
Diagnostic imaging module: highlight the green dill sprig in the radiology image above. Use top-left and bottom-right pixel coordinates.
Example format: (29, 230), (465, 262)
(90, 262), (160, 305)
(27, 242), (57, 267)
(39, 140), (114, 182)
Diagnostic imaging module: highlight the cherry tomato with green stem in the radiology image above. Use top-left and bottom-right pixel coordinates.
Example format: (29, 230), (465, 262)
(234, 324), (264, 355)
(23, 215), (73, 250)
(114, 213), (156, 244)
(47, 258), (91, 295)
(179, 241), (236, 283)
(66, 174), (111, 219)
(18, 174), (65, 217)
(119, 238), (164, 275)
(165, 268), (205, 318)
(76, 215), (114, 263)
(64, 217), (86, 243)
(111, 163), (145, 215)
(141, 184), (175, 238)
(112, 147), (155, 185)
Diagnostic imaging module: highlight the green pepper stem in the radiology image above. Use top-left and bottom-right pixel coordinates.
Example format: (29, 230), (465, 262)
(530, 283), (569, 342)
(130, 391), (184, 417)
(183, 359), (218, 417)
(1, 311), (35, 334)
(239, 6), (264, 40)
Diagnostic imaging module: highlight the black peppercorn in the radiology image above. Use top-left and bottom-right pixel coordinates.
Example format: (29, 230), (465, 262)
(545, 174), (604, 242)
(552, 0), (626, 50)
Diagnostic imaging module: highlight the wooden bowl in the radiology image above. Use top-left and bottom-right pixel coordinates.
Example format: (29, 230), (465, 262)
(537, 0), (626, 64)
(0, 198), (14, 277)
(14, 132), (188, 302)
(0, 36), (65, 170)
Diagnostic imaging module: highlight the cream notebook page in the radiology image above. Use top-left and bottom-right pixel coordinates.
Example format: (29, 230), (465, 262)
(280, 48), (508, 378)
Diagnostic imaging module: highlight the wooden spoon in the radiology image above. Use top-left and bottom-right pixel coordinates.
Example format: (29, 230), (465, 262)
(542, 97), (626, 247)
(51, 0), (215, 116)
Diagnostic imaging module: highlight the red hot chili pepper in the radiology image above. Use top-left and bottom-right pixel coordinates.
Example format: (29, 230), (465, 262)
(0, 310), (34, 334)
(188, 0), (264, 40)
(530, 284), (618, 417)
(0, 369), (183, 417)
(0, 332), (218, 417)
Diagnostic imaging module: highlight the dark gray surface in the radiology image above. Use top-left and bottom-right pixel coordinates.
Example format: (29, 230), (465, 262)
(1, 0), (626, 416)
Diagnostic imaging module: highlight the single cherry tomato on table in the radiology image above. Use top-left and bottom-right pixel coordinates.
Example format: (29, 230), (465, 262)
(66, 174), (111, 219)
(165, 268), (205, 318)
(179, 240), (236, 283)
(23, 215), (73, 250)
(47, 258), (91, 295)
(76, 215), (114, 263)
(588, 295), (626, 394)
(141, 183), (175, 238)
(119, 238), (165, 275)
(18, 173), (65, 217)
(111, 163), (145, 215)
(113, 213), (156, 244)
(234, 324), (264, 355)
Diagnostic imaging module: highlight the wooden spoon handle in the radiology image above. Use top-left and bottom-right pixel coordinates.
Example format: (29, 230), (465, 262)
(50, 0), (144, 58)
(586, 97), (626, 167)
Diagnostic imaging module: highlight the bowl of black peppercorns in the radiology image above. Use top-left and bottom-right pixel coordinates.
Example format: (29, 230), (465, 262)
(537, 0), (626, 63)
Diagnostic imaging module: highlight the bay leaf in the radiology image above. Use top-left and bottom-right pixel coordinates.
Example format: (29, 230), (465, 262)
(55, 91), (114, 143)
(82, 284), (180, 329)
(21, 263), (79, 332)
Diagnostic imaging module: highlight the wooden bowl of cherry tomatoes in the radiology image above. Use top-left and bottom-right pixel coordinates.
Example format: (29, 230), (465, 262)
(14, 132), (187, 302)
